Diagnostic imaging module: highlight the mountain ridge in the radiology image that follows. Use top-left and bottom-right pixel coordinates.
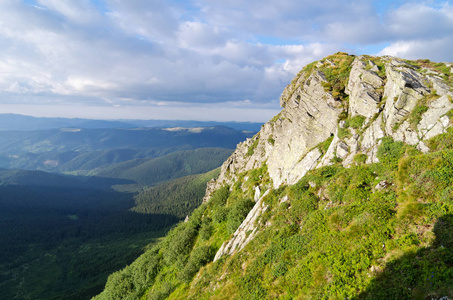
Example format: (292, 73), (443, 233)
(94, 53), (453, 299)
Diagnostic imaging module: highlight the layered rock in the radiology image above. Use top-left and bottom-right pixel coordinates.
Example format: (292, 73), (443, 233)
(204, 53), (453, 260)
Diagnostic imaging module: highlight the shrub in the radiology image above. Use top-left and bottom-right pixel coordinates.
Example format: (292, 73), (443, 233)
(353, 153), (367, 165)
(345, 115), (366, 129)
(199, 217), (213, 241)
(409, 103), (429, 128)
(179, 245), (214, 282)
(227, 198), (255, 234)
(427, 127), (453, 151)
(210, 185), (230, 207)
(212, 206), (229, 224)
(247, 137), (260, 156)
(318, 136), (334, 154)
(164, 225), (197, 266)
(338, 127), (352, 140)
(377, 137), (406, 169)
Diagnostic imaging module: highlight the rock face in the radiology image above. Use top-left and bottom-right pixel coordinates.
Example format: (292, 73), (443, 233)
(204, 53), (453, 260)
(213, 189), (270, 262)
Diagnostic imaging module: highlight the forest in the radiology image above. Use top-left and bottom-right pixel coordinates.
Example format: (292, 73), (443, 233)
(0, 122), (245, 299)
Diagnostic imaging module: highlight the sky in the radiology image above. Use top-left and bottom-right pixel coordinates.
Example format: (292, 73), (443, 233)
(0, 0), (452, 122)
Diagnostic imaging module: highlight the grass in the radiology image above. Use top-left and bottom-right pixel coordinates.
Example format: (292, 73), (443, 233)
(282, 52), (355, 103)
(94, 134), (453, 300)
(247, 136), (260, 156)
(393, 93), (440, 131)
(93, 55), (453, 300)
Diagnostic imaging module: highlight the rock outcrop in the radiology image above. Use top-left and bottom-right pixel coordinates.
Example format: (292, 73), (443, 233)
(204, 53), (453, 260)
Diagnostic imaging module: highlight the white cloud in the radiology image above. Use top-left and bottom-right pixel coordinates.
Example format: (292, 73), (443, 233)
(379, 37), (453, 61)
(386, 3), (453, 40)
(0, 0), (451, 121)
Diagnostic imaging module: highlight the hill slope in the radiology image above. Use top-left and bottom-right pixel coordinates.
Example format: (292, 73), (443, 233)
(97, 148), (231, 186)
(0, 167), (219, 300)
(94, 53), (453, 299)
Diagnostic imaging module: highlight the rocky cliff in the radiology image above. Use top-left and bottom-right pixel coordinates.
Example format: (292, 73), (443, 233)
(94, 53), (453, 300)
(205, 52), (453, 261)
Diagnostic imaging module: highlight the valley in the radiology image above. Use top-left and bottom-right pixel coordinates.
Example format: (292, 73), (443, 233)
(0, 117), (256, 299)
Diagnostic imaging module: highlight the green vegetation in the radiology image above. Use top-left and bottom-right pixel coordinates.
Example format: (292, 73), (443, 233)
(427, 127), (453, 152)
(353, 153), (367, 164)
(0, 163), (221, 300)
(0, 126), (252, 174)
(132, 168), (220, 218)
(317, 53), (355, 101)
(97, 148), (232, 187)
(363, 55), (387, 79)
(0, 181), (177, 300)
(317, 135), (334, 155)
(407, 59), (453, 85)
(393, 93), (440, 131)
(345, 115), (366, 129)
(282, 52), (355, 103)
(247, 136), (260, 156)
(267, 136), (275, 146)
(95, 135), (453, 299)
(338, 127), (352, 140)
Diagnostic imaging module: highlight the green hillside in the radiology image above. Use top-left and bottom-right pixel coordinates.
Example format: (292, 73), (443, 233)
(0, 167), (219, 300)
(132, 168), (221, 219)
(96, 148), (232, 186)
(93, 134), (453, 300)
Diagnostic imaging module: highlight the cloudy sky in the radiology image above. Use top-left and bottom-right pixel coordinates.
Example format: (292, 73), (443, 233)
(0, 0), (452, 121)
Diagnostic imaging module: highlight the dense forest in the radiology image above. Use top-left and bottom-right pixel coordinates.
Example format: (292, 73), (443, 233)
(0, 142), (237, 299)
(0, 167), (220, 299)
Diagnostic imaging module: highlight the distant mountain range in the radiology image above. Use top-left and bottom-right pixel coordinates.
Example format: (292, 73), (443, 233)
(0, 113), (263, 132)
(0, 126), (252, 174)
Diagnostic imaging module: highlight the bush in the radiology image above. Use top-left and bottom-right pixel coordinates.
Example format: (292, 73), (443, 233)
(377, 137), (406, 169)
(338, 127), (352, 140)
(345, 115), (366, 129)
(210, 185), (230, 207)
(247, 138), (260, 156)
(164, 225), (197, 266)
(227, 198), (255, 234)
(212, 207), (229, 224)
(199, 217), (213, 241)
(353, 153), (367, 165)
(179, 245), (214, 282)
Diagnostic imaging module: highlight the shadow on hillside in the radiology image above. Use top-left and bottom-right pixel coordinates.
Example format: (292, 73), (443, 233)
(357, 214), (453, 299)
(0, 182), (180, 300)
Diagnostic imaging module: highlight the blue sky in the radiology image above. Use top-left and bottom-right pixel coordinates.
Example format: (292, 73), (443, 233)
(1, 0), (452, 121)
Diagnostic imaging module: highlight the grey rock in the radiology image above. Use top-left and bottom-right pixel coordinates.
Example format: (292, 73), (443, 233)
(375, 180), (390, 190)
(336, 141), (349, 159)
(205, 54), (453, 260)
(419, 95), (453, 140)
(346, 57), (384, 118)
(317, 131), (340, 167)
(213, 190), (270, 261)
(382, 60), (429, 134)
(362, 114), (385, 163)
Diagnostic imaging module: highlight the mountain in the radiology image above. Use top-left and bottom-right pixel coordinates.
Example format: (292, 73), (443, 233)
(0, 113), (263, 132)
(0, 113), (136, 131)
(94, 53), (453, 299)
(0, 126), (253, 173)
(97, 148), (232, 186)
